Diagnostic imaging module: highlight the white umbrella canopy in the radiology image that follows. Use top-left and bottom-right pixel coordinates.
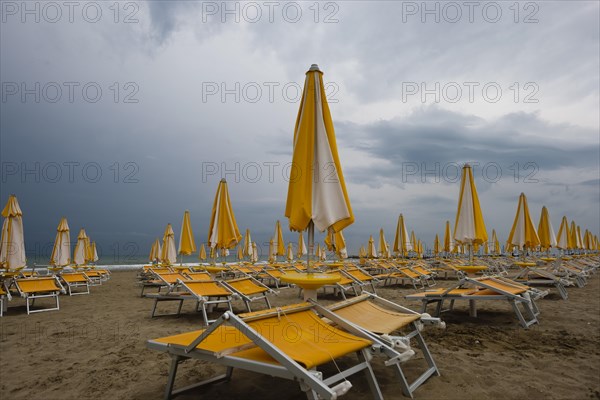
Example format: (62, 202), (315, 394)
(73, 228), (88, 266)
(50, 217), (71, 267)
(0, 195), (27, 270)
(506, 193), (540, 251)
(161, 224), (177, 265)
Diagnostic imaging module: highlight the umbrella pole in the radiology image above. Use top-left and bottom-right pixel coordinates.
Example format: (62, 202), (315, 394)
(469, 243), (473, 265)
(307, 221), (314, 273)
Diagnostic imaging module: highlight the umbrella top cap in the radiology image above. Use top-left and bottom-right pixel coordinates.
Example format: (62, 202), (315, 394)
(220, 178), (227, 183)
(309, 64), (320, 71)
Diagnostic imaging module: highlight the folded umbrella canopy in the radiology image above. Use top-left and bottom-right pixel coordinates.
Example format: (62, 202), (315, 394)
(243, 229), (253, 260)
(555, 216), (570, 251)
(251, 242), (259, 263)
(378, 228), (389, 258)
(443, 220), (454, 255)
(569, 221), (578, 251)
(73, 228), (88, 266)
(537, 206), (557, 251)
(0, 195), (26, 271)
(576, 226), (583, 250)
(273, 220), (285, 257)
(161, 224), (177, 266)
(178, 210), (197, 263)
(507, 193), (540, 253)
(149, 238), (161, 264)
(453, 164), (488, 263)
(285, 64), (353, 271)
(89, 241), (99, 264)
(434, 234), (440, 257)
(287, 243), (294, 262)
(50, 217), (71, 267)
(297, 232), (307, 259)
(393, 214), (412, 257)
(198, 243), (207, 262)
(208, 179), (242, 256)
(367, 235), (376, 258)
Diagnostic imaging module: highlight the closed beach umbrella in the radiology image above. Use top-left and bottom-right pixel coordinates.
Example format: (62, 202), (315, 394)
(285, 64), (354, 271)
(576, 226), (583, 250)
(268, 238), (275, 263)
(273, 220), (285, 256)
(237, 246), (243, 261)
(335, 230), (347, 259)
(90, 242), (99, 264)
(491, 229), (500, 254)
(161, 224), (177, 265)
(149, 238), (161, 263)
(378, 228), (389, 258)
(537, 206), (557, 251)
(556, 217), (570, 250)
(434, 234), (440, 256)
(297, 232), (307, 259)
(50, 217), (71, 267)
(243, 229), (253, 259)
(251, 242), (259, 263)
(198, 243), (207, 262)
(393, 214), (412, 257)
(443, 220), (454, 254)
(410, 231), (417, 254)
(359, 246), (366, 258)
(73, 228), (88, 266)
(569, 221), (578, 250)
(367, 236), (376, 258)
(178, 210), (197, 261)
(287, 243), (294, 262)
(208, 179), (242, 252)
(454, 164), (488, 263)
(507, 193), (540, 252)
(0, 195), (26, 271)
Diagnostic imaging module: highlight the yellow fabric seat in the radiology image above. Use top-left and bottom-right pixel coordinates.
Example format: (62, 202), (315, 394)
(184, 280), (232, 297)
(61, 273), (88, 283)
(330, 300), (420, 335)
(225, 278), (268, 295)
(16, 277), (62, 293)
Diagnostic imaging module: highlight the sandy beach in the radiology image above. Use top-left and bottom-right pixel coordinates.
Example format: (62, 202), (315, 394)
(1, 269), (598, 400)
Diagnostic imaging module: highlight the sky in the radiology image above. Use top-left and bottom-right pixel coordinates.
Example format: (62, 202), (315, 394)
(1, 0), (599, 263)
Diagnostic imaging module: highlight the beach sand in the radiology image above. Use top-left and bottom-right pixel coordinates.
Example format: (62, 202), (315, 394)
(1, 270), (599, 400)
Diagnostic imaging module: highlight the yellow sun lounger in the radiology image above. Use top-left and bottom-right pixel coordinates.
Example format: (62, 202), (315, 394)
(14, 276), (66, 314)
(147, 279), (234, 325)
(405, 276), (546, 328)
(140, 272), (189, 296)
(0, 281), (12, 317)
(59, 272), (92, 295)
(313, 293), (444, 399)
(221, 277), (273, 312)
(147, 303), (383, 400)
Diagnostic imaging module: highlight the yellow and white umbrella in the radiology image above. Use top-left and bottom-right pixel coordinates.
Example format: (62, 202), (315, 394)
(378, 228), (389, 258)
(268, 238), (275, 263)
(237, 245), (244, 261)
(367, 235), (377, 258)
(0, 195), (26, 271)
(569, 221), (578, 250)
(335, 230), (348, 259)
(576, 226), (583, 250)
(50, 217), (71, 267)
(89, 241), (99, 264)
(273, 220), (285, 257)
(149, 238), (162, 263)
(161, 224), (177, 265)
(198, 243), (207, 262)
(178, 210), (197, 263)
(453, 164), (488, 262)
(297, 232), (307, 259)
(73, 228), (88, 266)
(556, 216), (570, 250)
(287, 243), (294, 262)
(359, 246), (366, 258)
(507, 193), (540, 252)
(393, 214), (412, 257)
(410, 231), (417, 255)
(491, 229), (500, 254)
(433, 234), (440, 257)
(251, 242), (259, 263)
(208, 179), (242, 256)
(417, 239), (423, 258)
(243, 229), (253, 260)
(537, 206), (556, 251)
(443, 220), (454, 255)
(285, 64), (353, 271)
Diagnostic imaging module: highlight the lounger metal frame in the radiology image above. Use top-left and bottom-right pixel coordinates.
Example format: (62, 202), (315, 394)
(60, 273), (91, 296)
(15, 276), (66, 314)
(221, 276), (273, 312)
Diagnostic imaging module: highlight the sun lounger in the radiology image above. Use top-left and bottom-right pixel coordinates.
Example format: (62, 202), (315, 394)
(221, 277), (273, 312)
(59, 272), (92, 295)
(312, 293), (443, 398)
(511, 266), (573, 300)
(140, 272), (189, 296)
(14, 276), (66, 314)
(0, 281), (12, 317)
(147, 302), (383, 400)
(147, 279), (234, 325)
(405, 276), (546, 328)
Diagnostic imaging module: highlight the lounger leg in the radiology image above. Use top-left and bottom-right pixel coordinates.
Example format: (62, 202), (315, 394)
(358, 349), (384, 400)
(164, 355), (181, 400)
(264, 297), (271, 309)
(151, 299), (159, 318)
(176, 299), (184, 315)
(469, 300), (477, 317)
(557, 283), (568, 300)
(201, 304), (209, 326)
